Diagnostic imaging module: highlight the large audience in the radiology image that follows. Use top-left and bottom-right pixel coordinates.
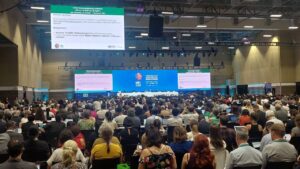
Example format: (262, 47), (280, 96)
(0, 94), (299, 169)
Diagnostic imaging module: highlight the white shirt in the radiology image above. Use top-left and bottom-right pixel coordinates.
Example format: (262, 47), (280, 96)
(47, 148), (86, 165)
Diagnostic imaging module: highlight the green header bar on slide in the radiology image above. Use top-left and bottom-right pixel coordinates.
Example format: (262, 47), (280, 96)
(51, 5), (124, 15)
(178, 69), (210, 73)
(75, 70), (112, 74)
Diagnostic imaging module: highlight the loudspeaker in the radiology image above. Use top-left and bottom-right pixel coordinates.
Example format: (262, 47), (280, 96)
(237, 85), (248, 95)
(296, 82), (300, 95)
(149, 15), (164, 37)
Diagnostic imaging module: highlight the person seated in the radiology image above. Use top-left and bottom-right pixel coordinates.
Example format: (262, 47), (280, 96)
(22, 126), (50, 163)
(51, 140), (87, 169)
(225, 126), (262, 169)
(44, 114), (65, 147)
(119, 120), (139, 161)
(220, 116), (237, 152)
(98, 111), (118, 135)
(0, 120), (10, 157)
(138, 127), (177, 169)
(265, 110), (284, 125)
(91, 126), (122, 160)
(145, 107), (162, 129)
(21, 115), (37, 140)
(239, 109), (251, 126)
(113, 107), (127, 127)
(47, 129), (86, 166)
(291, 114), (300, 137)
(0, 140), (36, 169)
(262, 123), (298, 169)
(167, 108), (183, 127)
(181, 134), (215, 169)
(260, 122), (274, 151)
(246, 114), (263, 142)
(6, 120), (23, 142)
(123, 108), (141, 129)
(180, 106), (199, 126)
(208, 126), (228, 169)
(169, 126), (193, 154)
(70, 125), (86, 151)
(187, 120), (201, 141)
(77, 111), (95, 131)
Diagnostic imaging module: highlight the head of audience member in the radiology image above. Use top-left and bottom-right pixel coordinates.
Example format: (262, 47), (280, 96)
(28, 126), (39, 140)
(266, 110), (276, 120)
(105, 111), (113, 122)
(231, 105), (240, 115)
(4, 111), (12, 121)
(190, 119), (199, 133)
(265, 121), (274, 133)
(124, 119), (134, 128)
(82, 111), (90, 120)
(290, 109), (299, 120)
(209, 125), (224, 149)
(220, 116), (229, 127)
(6, 120), (16, 131)
(187, 106), (195, 114)
(67, 121), (76, 128)
(55, 114), (62, 123)
(252, 104), (259, 112)
(270, 123), (285, 140)
(101, 126), (113, 153)
(27, 115), (35, 123)
(115, 106), (123, 116)
(250, 114), (258, 123)
(172, 108), (180, 117)
(150, 107), (160, 116)
(0, 120), (7, 134)
(263, 102), (271, 111)
(7, 140), (24, 160)
(152, 119), (162, 129)
(35, 108), (45, 121)
(135, 106), (143, 117)
(146, 127), (162, 148)
(189, 134), (215, 168)
(241, 109), (250, 116)
(61, 140), (79, 167)
(173, 126), (188, 143)
(235, 126), (249, 145)
(295, 114), (300, 128)
(275, 103), (282, 111)
(0, 110), (4, 120)
(58, 129), (74, 146)
(70, 125), (81, 137)
(127, 108), (136, 117)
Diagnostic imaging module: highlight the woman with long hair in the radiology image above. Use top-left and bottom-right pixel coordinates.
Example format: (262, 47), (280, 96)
(98, 111), (118, 135)
(91, 126), (122, 160)
(51, 140), (87, 169)
(208, 126), (228, 169)
(182, 134), (215, 169)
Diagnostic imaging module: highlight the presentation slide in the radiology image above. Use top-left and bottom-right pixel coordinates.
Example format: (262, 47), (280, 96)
(74, 70), (113, 93)
(178, 69), (211, 90)
(51, 5), (125, 50)
(112, 70), (178, 92)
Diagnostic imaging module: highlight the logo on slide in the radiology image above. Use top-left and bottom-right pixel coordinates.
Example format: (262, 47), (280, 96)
(136, 73), (142, 80)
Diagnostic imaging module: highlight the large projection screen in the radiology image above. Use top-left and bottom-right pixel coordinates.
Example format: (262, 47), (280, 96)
(74, 69), (211, 93)
(51, 5), (125, 50)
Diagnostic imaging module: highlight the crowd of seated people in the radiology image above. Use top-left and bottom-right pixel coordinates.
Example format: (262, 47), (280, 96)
(0, 94), (299, 169)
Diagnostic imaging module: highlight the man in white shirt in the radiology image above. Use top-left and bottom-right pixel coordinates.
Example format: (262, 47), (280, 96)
(113, 107), (127, 127)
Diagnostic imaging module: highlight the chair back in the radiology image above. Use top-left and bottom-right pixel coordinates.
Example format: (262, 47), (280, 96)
(233, 166), (261, 169)
(80, 130), (94, 141)
(92, 158), (120, 169)
(167, 126), (175, 143)
(290, 136), (300, 154)
(175, 152), (185, 169)
(266, 162), (295, 169)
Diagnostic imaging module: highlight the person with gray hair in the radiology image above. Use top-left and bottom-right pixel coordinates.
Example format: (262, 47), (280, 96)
(225, 126), (262, 169)
(123, 108), (141, 129)
(261, 123), (298, 169)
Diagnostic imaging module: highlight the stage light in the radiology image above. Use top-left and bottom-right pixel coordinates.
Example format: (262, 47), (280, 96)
(173, 36), (177, 39)
(289, 26), (299, 30)
(182, 33), (191, 37)
(196, 25), (207, 28)
(141, 33), (148, 36)
(162, 11), (174, 15)
(162, 46), (170, 50)
(31, 6), (45, 10)
(208, 42), (215, 45)
(263, 34), (272, 38)
(244, 25), (254, 29)
(135, 36), (143, 38)
(37, 20), (49, 23)
(195, 46), (202, 50)
(228, 47), (235, 49)
(270, 14), (282, 18)
(128, 46), (136, 49)
(45, 31), (51, 34)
